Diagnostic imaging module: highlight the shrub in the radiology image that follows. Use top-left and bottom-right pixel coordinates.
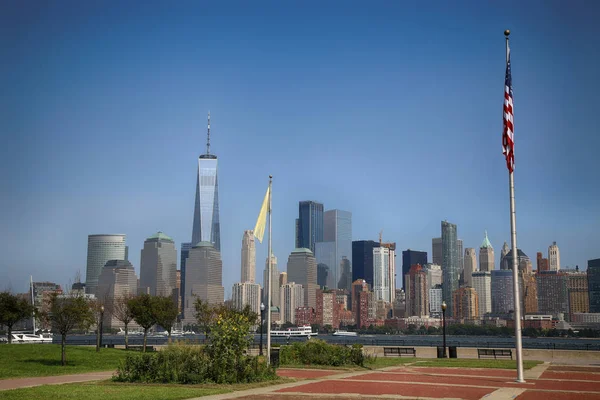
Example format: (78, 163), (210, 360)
(280, 340), (364, 367)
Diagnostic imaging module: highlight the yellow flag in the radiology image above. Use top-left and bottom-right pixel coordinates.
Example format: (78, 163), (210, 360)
(254, 186), (270, 243)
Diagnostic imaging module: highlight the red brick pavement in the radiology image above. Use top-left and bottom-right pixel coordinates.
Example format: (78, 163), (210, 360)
(276, 369), (343, 379)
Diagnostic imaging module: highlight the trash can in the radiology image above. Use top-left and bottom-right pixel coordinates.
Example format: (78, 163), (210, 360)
(270, 348), (280, 368)
(437, 346), (446, 358)
(449, 346), (458, 359)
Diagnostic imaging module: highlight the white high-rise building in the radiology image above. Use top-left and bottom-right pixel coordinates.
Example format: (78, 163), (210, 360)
(463, 248), (476, 287)
(373, 247), (390, 302)
(86, 234), (127, 295)
(241, 230), (256, 283)
(425, 264), (442, 288)
(140, 232), (177, 297)
(548, 242), (560, 271)
(472, 271), (492, 316)
(429, 287), (443, 318)
(280, 282), (304, 324)
(388, 247), (396, 303)
(263, 254), (280, 308)
(286, 249), (317, 309)
(232, 282), (261, 316)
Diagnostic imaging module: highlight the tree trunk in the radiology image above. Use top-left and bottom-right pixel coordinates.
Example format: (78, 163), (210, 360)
(143, 328), (147, 353)
(124, 323), (129, 350)
(168, 329), (172, 344)
(61, 334), (67, 366)
(7, 325), (12, 344)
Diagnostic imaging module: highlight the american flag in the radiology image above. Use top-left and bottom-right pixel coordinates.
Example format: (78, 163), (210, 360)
(502, 42), (514, 173)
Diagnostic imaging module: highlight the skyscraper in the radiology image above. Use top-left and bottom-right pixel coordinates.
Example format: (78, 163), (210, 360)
(85, 234), (127, 295)
(441, 221), (459, 316)
(380, 242), (397, 303)
(263, 254), (280, 308)
(296, 201), (324, 253)
(405, 264), (428, 317)
(491, 270), (514, 315)
(472, 271), (491, 316)
(587, 259), (600, 313)
(183, 242), (224, 322)
(537, 271), (568, 317)
(96, 260), (138, 329)
(401, 250), (427, 290)
(280, 282), (304, 324)
(191, 112), (221, 251)
(536, 252), (550, 272)
(432, 238), (442, 265)
(566, 271), (588, 318)
(479, 232), (495, 272)
(317, 264), (329, 288)
(140, 232), (177, 297)
(548, 242), (561, 271)
(287, 248), (318, 309)
(232, 282), (261, 315)
(240, 230), (256, 283)
(373, 247), (390, 302)
(180, 242), (192, 317)
(501, 242), (510, 261)
(317, 209), (352, 291)
(457, 239), (464, 277)
(463, 248), (476, 287)
(453, 287), (479, 320)
(500, 248), (531, 272)
(352, 240), (380, 288)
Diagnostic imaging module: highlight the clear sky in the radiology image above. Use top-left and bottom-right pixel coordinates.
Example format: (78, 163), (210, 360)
(1, 1), (599, 294)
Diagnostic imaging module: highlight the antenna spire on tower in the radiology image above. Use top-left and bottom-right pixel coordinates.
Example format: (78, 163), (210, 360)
(206, 111), (211, 155)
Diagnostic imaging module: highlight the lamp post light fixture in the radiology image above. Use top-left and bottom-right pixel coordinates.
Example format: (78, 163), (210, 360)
(441, 300), (447, 358)
(96, 304), (105, 352)
(260, 302), (265, 356)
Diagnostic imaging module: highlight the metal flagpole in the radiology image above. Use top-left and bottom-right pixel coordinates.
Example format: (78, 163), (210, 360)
(505, 29), (525, 383)
(266, 175), (273, 365)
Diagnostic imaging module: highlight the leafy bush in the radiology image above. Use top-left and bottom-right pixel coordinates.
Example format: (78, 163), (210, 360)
(280, 340), (364, 367)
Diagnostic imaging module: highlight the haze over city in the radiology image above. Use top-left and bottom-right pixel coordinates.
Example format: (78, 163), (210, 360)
(1, 1), (599, 293)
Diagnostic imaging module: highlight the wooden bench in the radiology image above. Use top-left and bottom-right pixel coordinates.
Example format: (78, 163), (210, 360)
(128, 345), (155, 352)
(383, 347), (416, 357)
(477, 348), (512, 360)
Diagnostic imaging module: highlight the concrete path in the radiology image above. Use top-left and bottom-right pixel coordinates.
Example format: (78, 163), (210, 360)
(0, 371), (114, 391)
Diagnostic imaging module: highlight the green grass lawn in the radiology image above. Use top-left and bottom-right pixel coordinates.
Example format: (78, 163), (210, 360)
(0, 381), (229, 400)
(0, 345), (130, 379)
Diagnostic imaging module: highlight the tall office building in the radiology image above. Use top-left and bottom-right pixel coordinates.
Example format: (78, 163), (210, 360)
(405, 264), (428, 317)
(317, 264), (329, 288)
(401, 250), (427, 290)
(472, 271), (491, 316)
(279, 271), (288, 287)
(352, 240), (380, 288)
(432, 238), (442, 266)
(263, 254), (280, 308)
(373, 247), (390, 302)
(501, 248), (531, 272)
(537, 271), (568, 318)
(140, 232), (177, 297)
(96, 260), (138, 329)
(425, 264), (442, 288)
(183, 242), (224, 322)
(280, 282), (304, 324)
(491, 270), (514, 315)
(587, 259), (600, 313)
(180, 242), (192, 317)
(536, 252), (550, 272)
(315, 242), (335, 287)
(317, 209), (352, 291)
(287, 249), (318, 309)
(296, 201), (324, 253)
(240, 230), (256, 283)
(463, 248), (476, 287)
(351, 279), (370, 328)
(521, 272), (538, 315)
(86, 234), (127, 295)
(441, 221), (459, 316)
(453, 287), (479, 320)
(566, 271), (589, 318)
(479, 231), (495, 272)
(548, 242), (561, 271)
(339, 257), (352, 293)
(457, 239), (464, 277)
(380, 242), (397, 303)
(429, 286), (443, 318)
(191, 113), (221, 251)
(232, 282), (261, 316)
(501, 242), (510, 261)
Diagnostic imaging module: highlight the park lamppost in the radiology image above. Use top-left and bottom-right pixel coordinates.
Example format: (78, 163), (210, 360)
(96, 305), (104, 352)
(441, 301), (447, 358)
(260, 303), (265, 356)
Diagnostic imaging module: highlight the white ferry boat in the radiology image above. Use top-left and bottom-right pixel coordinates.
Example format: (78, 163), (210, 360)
(270, 325), (318, 337)
(1, 332), (53, 344)
(333, 330), (358, 337)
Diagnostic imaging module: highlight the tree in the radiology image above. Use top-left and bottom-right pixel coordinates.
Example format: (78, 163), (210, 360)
(0, 292), (34, 344)
(194, 298), (216, 336)
(128, 294), (157, 352)
(47, 292), (95, 366)
(112, 294), (136, 349)
(153, 296), (179, 343)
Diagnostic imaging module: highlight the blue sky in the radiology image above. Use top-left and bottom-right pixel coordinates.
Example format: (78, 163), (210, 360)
(1, 1), (599, 294)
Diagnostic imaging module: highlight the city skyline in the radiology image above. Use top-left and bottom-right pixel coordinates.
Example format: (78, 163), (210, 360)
(2, 2), (599, 294)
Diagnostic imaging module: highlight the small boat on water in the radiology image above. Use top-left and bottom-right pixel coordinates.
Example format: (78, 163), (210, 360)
(1, 332), (53, 344)
(333, 330), (358, 337)
(270, 325), (318, 337)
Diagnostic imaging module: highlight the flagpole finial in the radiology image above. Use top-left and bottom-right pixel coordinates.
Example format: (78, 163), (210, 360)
(504, 29), (510, 37)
